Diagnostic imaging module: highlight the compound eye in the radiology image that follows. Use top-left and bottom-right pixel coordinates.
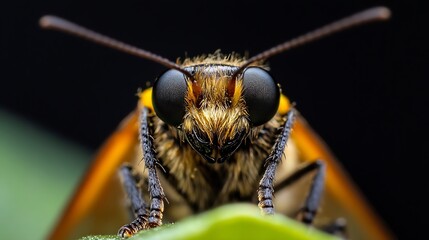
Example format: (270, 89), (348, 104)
(152, 69), (188, 127)
(242, 67), (280, 126)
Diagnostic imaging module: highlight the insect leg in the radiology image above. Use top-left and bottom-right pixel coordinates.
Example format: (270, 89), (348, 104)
(139, 107), (166, 226)
(117, 165), (149, 237)
(258, 109), (296, 215)
(275, 160), (326, 224)
(118, 107), (165, 237)
(321, 218), (348, 238)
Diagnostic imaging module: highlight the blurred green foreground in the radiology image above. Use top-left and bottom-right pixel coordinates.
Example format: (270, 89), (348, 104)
(0, 110), (90, 239)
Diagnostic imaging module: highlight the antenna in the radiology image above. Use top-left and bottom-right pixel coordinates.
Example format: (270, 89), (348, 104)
(39, 15), (193, 79)
(231, 6), (391, 81)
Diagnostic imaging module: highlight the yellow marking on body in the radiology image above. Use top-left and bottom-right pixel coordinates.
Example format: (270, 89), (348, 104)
(277, 94), (291, 115)
(139, 88), (154, 111)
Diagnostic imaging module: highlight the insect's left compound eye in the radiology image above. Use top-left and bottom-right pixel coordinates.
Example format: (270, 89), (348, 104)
(242, 67), (280, 126)
(152, 69), (188, 127)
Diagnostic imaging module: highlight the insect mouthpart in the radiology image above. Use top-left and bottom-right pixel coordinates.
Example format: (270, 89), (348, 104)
(185, 128), (247, 164)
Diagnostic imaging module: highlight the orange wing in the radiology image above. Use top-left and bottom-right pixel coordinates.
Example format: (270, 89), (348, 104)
(277, 94), (393, 239)
(291, 116), (393, 240)
(48, 110), (140, 240)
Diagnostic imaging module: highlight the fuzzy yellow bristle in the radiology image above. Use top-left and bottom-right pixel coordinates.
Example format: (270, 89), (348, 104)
(178, 51), (247, 67)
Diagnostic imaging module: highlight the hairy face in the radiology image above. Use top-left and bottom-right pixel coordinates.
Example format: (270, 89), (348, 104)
(182, 63), (250, 163)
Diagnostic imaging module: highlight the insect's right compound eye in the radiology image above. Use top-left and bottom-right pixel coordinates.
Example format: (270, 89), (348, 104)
(242, 67), (280, 126)
(152, 69), (188, 127)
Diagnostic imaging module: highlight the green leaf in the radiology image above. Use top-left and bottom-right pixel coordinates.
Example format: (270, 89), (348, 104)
(80, 204), (339, 240)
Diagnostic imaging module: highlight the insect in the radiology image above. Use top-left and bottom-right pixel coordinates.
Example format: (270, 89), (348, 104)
(40, 6), (393, 240)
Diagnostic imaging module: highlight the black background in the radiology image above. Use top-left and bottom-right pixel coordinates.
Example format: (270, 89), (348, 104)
(1, 0), (427, 239)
